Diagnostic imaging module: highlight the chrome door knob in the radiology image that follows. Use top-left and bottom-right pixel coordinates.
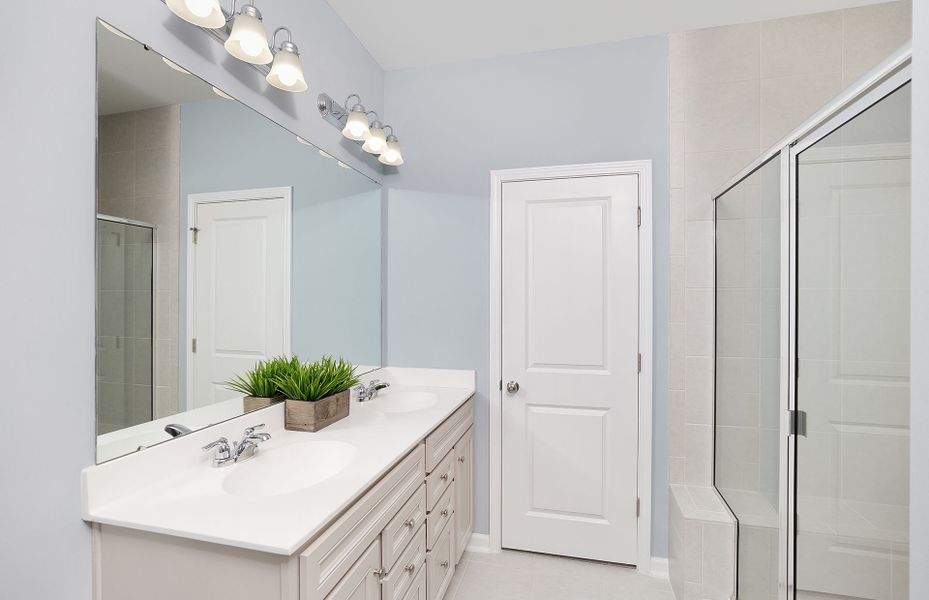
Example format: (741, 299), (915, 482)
(506, 381), (520, 394)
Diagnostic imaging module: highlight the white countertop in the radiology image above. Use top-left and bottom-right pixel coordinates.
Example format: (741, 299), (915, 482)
(82, 367), (475, 555)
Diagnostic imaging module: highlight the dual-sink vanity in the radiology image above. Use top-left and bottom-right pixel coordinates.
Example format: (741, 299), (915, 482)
(83, 368), (475, 600)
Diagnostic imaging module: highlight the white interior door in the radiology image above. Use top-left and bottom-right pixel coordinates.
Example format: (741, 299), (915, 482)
(189, 188), (291, 409)
(501, 174), (640, 564)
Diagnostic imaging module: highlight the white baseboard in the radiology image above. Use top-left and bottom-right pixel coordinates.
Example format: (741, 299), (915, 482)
(464, 533), (494, 554)
(642, 556), (669, 579)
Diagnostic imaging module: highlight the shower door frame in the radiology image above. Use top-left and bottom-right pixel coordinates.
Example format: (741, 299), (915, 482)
(95, 213), (159, 427)
(711, 45), (912, 600)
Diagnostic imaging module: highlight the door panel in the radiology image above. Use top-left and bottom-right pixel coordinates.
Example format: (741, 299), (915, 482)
(501, 174), (639, 564)
(190, 192), (289, 409)
(324, 539), (382, 600)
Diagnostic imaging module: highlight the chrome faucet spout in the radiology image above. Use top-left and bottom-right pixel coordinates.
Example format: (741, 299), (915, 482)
(354, 380), (391, 402)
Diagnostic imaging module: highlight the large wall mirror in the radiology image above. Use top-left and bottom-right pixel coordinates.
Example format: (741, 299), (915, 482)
(95, 20), (382, 462)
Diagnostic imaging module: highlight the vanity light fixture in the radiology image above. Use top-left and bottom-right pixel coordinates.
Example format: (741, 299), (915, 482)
(166, 0), (226, 29)
(341, 95), (371, 141)
(224, 3), (272, 65)
(361, 114), (387, 155)
(378, 127), (404, 166)
(266, 27), (307, 92)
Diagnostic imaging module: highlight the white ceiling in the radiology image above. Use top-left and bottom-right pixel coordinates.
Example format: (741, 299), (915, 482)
(325, 0), (893, 70)
(98, 22), (216, 115)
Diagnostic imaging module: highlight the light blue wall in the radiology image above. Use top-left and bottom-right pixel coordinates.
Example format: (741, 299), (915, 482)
(179, 99), (382, 407)
(910, 0), (928, 596)
(0, 1), (383, 597)
(383, 35), (672, 556)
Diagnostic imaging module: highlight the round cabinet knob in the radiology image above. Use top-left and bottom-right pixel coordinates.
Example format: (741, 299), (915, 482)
(404, 563), (416, 573)
(506, 381), (520, 394)
(440, 560), (450, 569)
(403, 518), (416, 528)
(441, 508), (449, 517)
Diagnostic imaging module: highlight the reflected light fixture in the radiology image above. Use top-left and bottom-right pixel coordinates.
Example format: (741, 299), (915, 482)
(361, 114), (387, 155)
(267, 27), (307, 92)
(162, 57), (191, 75)
(337, 161), (351, 169)
(212, 86), (234, 100)
(296, 136), (312, 145)
(224, 3), (273, 64)
(378, 127), (404, 166)
(166, 0), (226, 29)
(99, 20), (133, 41)
(341, 95), (371, 141)
(319, 150), (333, 159)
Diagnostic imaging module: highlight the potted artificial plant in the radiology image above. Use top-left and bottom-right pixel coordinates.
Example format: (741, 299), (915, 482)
(275, 356), (359, 432)
(226, 355), (297, 412)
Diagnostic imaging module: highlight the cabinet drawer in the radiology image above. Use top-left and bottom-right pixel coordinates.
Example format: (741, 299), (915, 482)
(426, 523), (455, 600)
(426, 483), (454, 550)
(383, 484), (426, 571)
(402, 563), (427, 600)
(425, 398), (473, 473)
(425, 450), (454, 511)
(301, 444), (426, 600)
(383, 525), (426, 600)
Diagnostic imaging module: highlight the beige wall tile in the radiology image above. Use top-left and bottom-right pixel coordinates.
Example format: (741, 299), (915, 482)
(98, 151), (134, 202)
(670, 255), (685, 322)
(684, 288), (713, 356)
(760, 10), (843, 79)
(670, 322), (685, 390)
(682, 23), (760, 83)
(684, 150), (758, 221)
(670, 120), (684, 187)
(99, 112), (135, 154)
(760, 72), (843, 148)
(135, 105), (181, 151)
(842, 1), (913, 86)
(684, 80), (760, 153)
(684, 356), (714, 425)
(670, 189), (685, 255)
(684, 221), (714, 287)
(684, 424), (712, 485)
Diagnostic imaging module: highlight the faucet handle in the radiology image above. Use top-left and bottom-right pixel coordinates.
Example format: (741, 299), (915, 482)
(242, 424), (265, 437)
(202, 437), (230, 452)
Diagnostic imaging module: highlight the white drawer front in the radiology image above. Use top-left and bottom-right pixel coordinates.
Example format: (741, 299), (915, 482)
(425, 450), (454, 512)
(301, 445), (426, 600)
(426, 523), (455, 600)
(402, 563), (427, 600)
(383, 525), (427, 600)
(323, 538), (381, 600)
(425, 398), (474, 473)
(426, 482), (454, 550)
(382, 483), (426, 571)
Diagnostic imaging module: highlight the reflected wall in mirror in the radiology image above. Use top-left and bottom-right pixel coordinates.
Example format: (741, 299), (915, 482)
(95, 20), (382, 462)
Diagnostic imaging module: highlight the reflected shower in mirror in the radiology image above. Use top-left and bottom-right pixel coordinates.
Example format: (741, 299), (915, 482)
(95, 20), (382, 462)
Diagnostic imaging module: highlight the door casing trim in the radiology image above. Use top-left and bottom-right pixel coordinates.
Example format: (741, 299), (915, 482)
(488, 160), (654, 573)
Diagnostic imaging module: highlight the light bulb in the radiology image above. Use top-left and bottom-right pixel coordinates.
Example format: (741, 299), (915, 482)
(362, 126), (387, 154)
(378, 137), (404, 166)
(224, 6), (273, 65)
(185, 0), (213, 17)
(267, 43), (307, 92)
(240, 35), (263, 57)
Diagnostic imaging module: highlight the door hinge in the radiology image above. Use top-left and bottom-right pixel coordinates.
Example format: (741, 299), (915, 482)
(499, 379), (502, 391)
(190, 226), (200, 244)
(787, 409), (807, 437)
(636, 497), (641, 518)
(191, 338), (197, 353)
(637, 353), (642, 373)
(636, 206), (642, 227)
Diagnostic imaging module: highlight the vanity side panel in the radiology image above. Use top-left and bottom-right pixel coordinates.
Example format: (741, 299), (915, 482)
(96, 525), (295, 600)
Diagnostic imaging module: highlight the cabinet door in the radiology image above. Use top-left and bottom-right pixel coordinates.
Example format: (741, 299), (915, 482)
(454, 426), (474, 563)
(325, 539), (382, 600)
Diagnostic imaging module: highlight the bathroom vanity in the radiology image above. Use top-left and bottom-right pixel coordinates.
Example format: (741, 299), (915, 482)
(83, 369), (475, 600)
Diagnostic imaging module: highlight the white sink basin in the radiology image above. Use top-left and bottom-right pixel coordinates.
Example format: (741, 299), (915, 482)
(372, 390), (439, 414)
(222, 440), (356, 498)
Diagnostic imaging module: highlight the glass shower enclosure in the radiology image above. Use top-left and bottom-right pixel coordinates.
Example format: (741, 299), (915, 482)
(95, 216), (156, 435)
(714, 49), (911, 600)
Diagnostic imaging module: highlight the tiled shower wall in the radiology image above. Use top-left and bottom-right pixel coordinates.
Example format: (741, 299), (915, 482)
(668, 0), (912, 490)
(97, 105), (181, 420)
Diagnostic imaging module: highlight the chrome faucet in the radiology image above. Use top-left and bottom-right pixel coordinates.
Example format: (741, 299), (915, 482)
(354, 379), (390, 402)
(202, 424), (271, 467)
(165, 423), (193, 438)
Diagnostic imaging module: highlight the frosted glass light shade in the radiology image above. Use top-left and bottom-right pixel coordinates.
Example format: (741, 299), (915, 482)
(224, 9), (272, 64)
(342, 109), (370, 141)
(166, 0), (225, 29)
(378, 139), (404, 166)
(362, 126), (387, 154)
(267, 46), (307, 92)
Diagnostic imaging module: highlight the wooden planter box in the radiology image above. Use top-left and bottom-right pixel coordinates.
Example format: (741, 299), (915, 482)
(243, 396), (274, 412)
(285, 390), (351, 432)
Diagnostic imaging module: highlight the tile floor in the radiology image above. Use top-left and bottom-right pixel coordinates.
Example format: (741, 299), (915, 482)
(446, 550), (675, 600)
